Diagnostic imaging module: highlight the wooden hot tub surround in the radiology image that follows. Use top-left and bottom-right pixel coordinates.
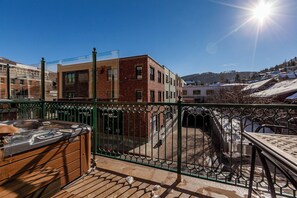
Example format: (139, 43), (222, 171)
(0, 120), (91, 198)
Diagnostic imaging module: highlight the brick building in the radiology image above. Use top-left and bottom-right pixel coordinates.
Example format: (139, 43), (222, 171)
(0, 57), (56, 100)
(57, 54), (183, 138)
(57, 55), (183, 103)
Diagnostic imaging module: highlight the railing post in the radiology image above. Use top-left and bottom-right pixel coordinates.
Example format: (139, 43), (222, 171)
(177, 96), (182, 182)
(92, 48), (98, 168)
(6, 64), (10, 99)
(92, 99), (98, 166)
(40, 58), (45, 119)
(92, 48), (97, 100)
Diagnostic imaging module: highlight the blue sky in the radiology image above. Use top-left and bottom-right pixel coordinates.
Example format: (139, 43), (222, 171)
(1, 0), (297, 76)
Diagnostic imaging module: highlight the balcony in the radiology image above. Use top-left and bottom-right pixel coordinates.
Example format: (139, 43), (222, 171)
(0, 100), (296, 197)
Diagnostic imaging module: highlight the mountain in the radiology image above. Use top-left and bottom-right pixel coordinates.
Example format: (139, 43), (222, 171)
(182, 71), (256, 84)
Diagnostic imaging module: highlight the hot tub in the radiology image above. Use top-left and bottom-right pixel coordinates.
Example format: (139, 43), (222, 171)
(0, 119), (91, 197)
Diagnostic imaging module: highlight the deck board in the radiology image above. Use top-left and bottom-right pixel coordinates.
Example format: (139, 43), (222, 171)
(52, 156), (251, 198)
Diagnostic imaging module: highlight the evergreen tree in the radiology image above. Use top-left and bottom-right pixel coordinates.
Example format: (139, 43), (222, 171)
(235, 74), (241, 83)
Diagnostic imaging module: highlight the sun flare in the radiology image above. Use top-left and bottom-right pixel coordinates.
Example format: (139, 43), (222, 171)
(252, 1), (273, 24)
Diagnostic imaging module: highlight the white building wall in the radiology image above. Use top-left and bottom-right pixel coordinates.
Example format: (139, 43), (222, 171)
(182, 85), (220, 103)
(164, 66), (177, 103)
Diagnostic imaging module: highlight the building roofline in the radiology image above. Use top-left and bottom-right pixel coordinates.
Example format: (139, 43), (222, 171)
(120, 54), (181, 77)
(120, 54), (164, 68)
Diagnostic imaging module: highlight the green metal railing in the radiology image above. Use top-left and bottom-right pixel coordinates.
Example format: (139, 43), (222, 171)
(0, 100), (296, 197)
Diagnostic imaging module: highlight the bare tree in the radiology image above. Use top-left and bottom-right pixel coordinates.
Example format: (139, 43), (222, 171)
(209, 86), (273, 104)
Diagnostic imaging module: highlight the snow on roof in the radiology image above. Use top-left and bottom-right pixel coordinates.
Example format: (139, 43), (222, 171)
(287, 71), (297, 79)
(286, 92), (297, 100)
(220, 83), (247, 87)
(251, 79), (297, 97)
(242, 78), (274, 92)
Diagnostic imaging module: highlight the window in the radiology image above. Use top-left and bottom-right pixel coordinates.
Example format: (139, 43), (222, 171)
(163, 92), (165, 101)
(136, 90), (142, 102)
(170, 91), (173, 98)
(0, 78), (4, 84)
(158, 91), (162, 102)
(79, 73), (88, 82)
(11, 79), (15, 84)
(29, 80), (32, 85)
(65, 72), (75, 84)
(170, 78), (172, 85)
(157, 71), (161, 83)
(136, 66), (142, 79)
(206, 90), (214, 95)
(162, 74), (164, 84)
(150, 90), (155, 102)
(67, 92), (75, 98)
(183, 90), (187, 95)
(166, 75), (169, 83)
(166, 91), (169, 99)
(20, 79), (24, 85)
(193, 90), (201, 95)
(107, 68), (118, 81)
(174, 80), (176, 86)
(150, 67), (155, 81)
(174, 92), (176, 98)
(107, 68), (112, 81)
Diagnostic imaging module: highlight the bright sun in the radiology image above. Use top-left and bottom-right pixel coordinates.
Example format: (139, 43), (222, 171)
(252, 1), (273, 24)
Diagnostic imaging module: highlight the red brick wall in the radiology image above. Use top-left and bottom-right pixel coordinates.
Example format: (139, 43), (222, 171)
(118, 56), (166, 138)
(118, 56), (148, 102)
(62, 70), (89, 98)
(147, 58), (165, 102)
(97, 66), (112, 99)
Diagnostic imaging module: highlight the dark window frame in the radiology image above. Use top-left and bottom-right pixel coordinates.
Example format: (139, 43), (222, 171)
(65, 72), (75, 85)
(150, 66), (155, 81)
(136, 66), (142, 79)
(150, 90), (155, 102)
(136, 90), (142, 102)
(158, 91), (162, 102)
(157, 71), (161, 83)
(193, 90), (201, 95)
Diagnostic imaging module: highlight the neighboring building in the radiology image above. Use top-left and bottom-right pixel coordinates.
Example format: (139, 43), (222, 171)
(0, 57), (56, 100)
(182, 85), (220, 103)
(175, 76), (185, 100)
(182, 83), (247, 103)
(241, 78), (277, 94)
(164, 66), (177, 103)
(58, 58), (119, 100)
(250, 78), (297, 101)
(58, 55), (182, 103)
(118, 55), (165, 103)
(57, 54), (182, 138)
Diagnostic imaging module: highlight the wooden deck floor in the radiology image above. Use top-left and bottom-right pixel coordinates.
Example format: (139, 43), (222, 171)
(53, 156), (252, 198)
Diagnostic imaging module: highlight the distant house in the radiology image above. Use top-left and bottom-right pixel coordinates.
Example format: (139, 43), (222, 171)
(182, 85), (219, 103)
(182, 83), (246, 103)
(250, 79), (297, 102)
(241, 78), (277, 94)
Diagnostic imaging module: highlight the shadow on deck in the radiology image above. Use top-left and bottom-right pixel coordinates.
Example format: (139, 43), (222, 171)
(53, 156), (252, 198)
